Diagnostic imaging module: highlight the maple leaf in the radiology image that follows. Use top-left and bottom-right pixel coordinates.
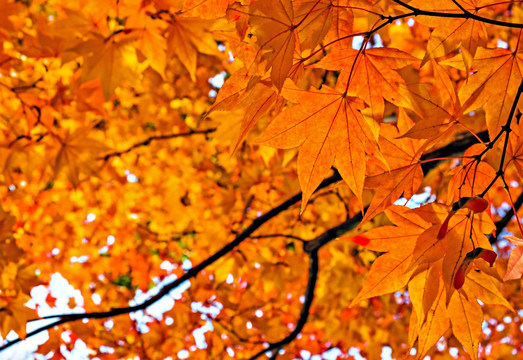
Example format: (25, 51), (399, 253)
(125, 10), (168, 77)
(504, 235), (523, 281)
(348, 206), (429, 305)
(448, 290), (482, 360)
(0, 0), (22, 34)
(411, 0), (487, 71)
(257, 79), (372, 208)
(397, 61), (462, 141)
(361, 109), (424, 224)
(166, 16), (221, 81)
(442, 41), (523, 139)
(408, 264), (450, 358)
(508, 131), (523, 179)
(75, 34), (139, 99)
(0, 296), (36, 339)
(52, 128), (110, 186)
(210, 74), (283, 152)
(313, 47), (417, 125)
(244, 0), (297, 90)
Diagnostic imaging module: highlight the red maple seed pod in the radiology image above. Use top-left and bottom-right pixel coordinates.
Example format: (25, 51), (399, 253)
(438, 211), (455, 240)
(439, 197), (489, 240)
(478, 249), (497, 266)
(462, 196), (489, 213)
(453, 265), (466, 289)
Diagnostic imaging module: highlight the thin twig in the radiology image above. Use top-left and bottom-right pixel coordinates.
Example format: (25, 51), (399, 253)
(99, 129), (216, 160)
(492, 190), (523, 242)
(392, 0), (523, 28)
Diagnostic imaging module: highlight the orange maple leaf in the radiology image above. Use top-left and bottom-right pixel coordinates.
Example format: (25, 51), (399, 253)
(442, 35), (523, 139)
(314, 47), (417, 125)
(411, 0), (488, 71)
(257, 79), (373, 209)
(504, 235), (523, 281)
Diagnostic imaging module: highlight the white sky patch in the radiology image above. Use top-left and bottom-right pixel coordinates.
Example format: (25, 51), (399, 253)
(7, 275), (88, 359)
(352, 35), (365, 50)
(70, 255), (89, 263)
(394, 186), (433, 208)
(408, 18), (415, 27)
(160, 260), (176, 271)
(124, 169), (139, 183)
(226, 274), (234, 284)
(381, 346), (393, 358)
(98, 246), (109, 254)
(208, 71), (226, 88)
(372, 34), (384, 48)
(193, 320), (213, 349)
(348, 347), (366, 360)
(177, 349), (190, 359)
(497, 39), (509, 49)
(182, 258), (192, 270)
(128, 274), (191, 329)
(127, 173), (139, 183)
(191, 301), (223, 319)
(100, 345), (115, 353)
(84, 213), (96, 223)
(91, 293), (101, 305)
(301, 349), (311, 359)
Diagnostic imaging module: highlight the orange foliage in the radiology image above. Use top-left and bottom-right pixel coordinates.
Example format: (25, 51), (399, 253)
(0, 0), (522, 359)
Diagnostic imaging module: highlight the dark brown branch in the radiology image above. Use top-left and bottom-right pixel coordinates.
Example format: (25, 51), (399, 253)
(99, 128), (216, 161)
(492, 190), (523, 242)
(0, 172), (342, 352)
(249, 234), (306, 243)
(3, 121), (496, 354)
(392, 0), (523, 28)
(248, 250), (319, 360)
(2, 127), (489, 352)
(419, 130), (489, 174)
(479, 79), (523, 197)
(304, 212), (364, 253)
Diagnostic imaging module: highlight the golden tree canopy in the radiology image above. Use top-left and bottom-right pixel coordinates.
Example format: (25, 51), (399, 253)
(0, 0), (522, 359)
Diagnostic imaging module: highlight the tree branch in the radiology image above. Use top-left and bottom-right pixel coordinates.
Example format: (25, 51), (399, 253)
(2, 128), (490, 352)
(419, 130), (489, 174)
(0, 172), (341, 352)
(392, 0), (523, 28)
(248, 250), (319, 360)
(99, 128), (216, 161)
(2, 119), (495, 355)
(493, 190), (523, 241)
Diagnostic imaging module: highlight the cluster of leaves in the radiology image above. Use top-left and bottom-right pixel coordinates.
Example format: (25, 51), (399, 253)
(0, 0), (522, 359)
